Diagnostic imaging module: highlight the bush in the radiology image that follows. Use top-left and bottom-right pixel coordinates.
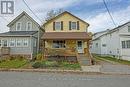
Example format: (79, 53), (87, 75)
(32, 62), (42, 68)
(36, 53), (43, 61)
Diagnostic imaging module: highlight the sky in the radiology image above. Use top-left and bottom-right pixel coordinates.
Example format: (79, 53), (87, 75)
(0, 0), (130, 33)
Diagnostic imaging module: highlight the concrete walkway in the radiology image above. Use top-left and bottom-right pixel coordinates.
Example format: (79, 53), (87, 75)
(78, 54), (101, 72)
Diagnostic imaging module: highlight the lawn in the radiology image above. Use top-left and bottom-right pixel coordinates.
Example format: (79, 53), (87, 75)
(94, 54), (130, 65)
(32, 61), (81, 70)
(0, 59), (27, 69)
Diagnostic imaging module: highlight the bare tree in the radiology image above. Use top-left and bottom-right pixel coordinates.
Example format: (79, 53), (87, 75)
(45, 9), (64, 21)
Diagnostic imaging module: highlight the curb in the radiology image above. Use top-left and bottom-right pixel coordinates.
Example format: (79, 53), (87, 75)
(0, 69), (130, 75)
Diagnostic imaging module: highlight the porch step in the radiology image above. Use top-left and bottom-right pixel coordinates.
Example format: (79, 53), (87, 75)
(77, 54), (91, 66)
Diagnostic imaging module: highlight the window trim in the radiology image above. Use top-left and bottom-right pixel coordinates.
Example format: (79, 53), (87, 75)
(26, 22), (32, 31)
(3, 39), (8, 47)
(16, 39), (22, 47)
(55, 22), (61, 31)
(16, 22), (22, 31)
(52, 40), (66, 48)
(71, 22), (77, 30)
(23, 38), (29, 47)
(9, 38), (15, 47)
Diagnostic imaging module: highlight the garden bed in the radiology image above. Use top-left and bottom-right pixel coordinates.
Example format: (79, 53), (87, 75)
(32, 61), (81, 70)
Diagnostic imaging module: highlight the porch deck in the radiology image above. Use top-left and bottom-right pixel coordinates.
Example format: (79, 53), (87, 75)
(44, 48), (78, 62)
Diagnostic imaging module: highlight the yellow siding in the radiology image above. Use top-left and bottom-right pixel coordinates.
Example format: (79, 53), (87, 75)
(44, 13), (89, 32)
(45, 40), (87, 49)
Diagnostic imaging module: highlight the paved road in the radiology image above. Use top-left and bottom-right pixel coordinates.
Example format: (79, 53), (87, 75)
(0, 72), (130, 87)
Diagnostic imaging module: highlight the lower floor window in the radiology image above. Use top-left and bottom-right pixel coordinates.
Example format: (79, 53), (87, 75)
(23, 39), (28, 47)
(53, 40), (65, 48)
(122, 40), (130, 48)
(3, 40), (8, 47)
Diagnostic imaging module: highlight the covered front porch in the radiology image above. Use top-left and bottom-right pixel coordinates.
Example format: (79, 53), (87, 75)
(42, 32), (92, 64)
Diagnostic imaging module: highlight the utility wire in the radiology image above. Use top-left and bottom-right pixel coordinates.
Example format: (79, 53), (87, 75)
(22, 0), (42, 23)
(103, 0), (117, 27)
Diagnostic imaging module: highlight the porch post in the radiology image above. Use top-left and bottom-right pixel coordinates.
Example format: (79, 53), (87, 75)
(42, 40), (45, 60)
(87, 40), (92, 65)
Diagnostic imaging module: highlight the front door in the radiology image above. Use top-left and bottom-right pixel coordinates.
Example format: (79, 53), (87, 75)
(77, 41), (84, 53)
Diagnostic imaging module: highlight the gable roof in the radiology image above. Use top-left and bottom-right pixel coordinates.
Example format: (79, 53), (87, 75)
(93, 21), (130, 40)
(7, 11), (40, 27)
(43, 11), (89, 26)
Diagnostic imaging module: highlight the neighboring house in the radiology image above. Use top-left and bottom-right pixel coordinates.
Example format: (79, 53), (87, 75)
(0, 11), (43, 59)
(41, 11), (91, 60)
(91, 22), (130, 61)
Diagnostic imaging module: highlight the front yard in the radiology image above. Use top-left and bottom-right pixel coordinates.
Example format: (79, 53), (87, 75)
(0, 56), (81, 70)
(93, 54), (130, 65)
(0, 59), (27, 69)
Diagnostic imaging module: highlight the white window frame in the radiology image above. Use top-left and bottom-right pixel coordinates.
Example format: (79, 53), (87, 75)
(16, 22), (22, 31)
(16, 39), (22, 47)
(9, 38), (15, 47)
(55, 22), (61, 31)
(26, 22), (32, 31)
(3, 39), (8, 47)
(71, 22), (77, 30)
(23, 38), (29, 47)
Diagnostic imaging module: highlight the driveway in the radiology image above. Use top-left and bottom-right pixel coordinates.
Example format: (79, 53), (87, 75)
(96, 58), (130, 74)
(0, 72), (130, 87)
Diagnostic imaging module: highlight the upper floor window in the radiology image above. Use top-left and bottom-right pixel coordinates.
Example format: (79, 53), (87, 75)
(53, 21), (63, 31)
(128, 26), (130, 32)
(26, 22), (32, 31)
(71, 22), (77, 29)
(9, 39), (15, 47)
(16, 22), (21, 31)
(69, 21), (79, 30)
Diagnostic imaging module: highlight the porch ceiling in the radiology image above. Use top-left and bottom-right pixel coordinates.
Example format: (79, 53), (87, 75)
(42, 32), (91, 40)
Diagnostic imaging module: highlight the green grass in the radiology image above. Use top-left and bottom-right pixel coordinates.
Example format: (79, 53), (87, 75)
(94, 55), (130, 65)
(0, 59), (27, 69)
(32, 61), (81, 70)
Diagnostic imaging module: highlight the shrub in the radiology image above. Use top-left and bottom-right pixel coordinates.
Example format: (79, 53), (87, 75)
(32, 62), (42, 68)
(36, 53), (43, 61)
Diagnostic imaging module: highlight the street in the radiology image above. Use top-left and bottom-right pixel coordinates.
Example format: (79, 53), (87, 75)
(0, 72), (130, 87)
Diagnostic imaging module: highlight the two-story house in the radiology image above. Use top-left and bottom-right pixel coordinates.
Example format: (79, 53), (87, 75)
(0, 11), (43, 59)
(91, 21), (130, 61)
(42, 11), (91, 61)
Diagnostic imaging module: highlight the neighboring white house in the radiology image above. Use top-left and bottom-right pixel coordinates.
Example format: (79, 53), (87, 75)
(91, 22), (130, 61)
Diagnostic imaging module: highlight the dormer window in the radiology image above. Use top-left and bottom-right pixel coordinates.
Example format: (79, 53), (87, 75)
(16, 22), (21, 31)
(128, 26), (130, 32)
(26, 22), (32, 31)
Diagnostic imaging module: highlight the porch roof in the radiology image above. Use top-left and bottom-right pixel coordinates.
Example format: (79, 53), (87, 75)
(42, 32), (91, 40)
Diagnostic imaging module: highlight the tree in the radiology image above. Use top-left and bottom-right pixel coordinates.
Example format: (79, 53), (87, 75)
(45, 9), (64, 21)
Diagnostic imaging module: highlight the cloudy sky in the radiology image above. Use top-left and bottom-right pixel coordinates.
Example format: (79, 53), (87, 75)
(0, 0), (130, 33)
